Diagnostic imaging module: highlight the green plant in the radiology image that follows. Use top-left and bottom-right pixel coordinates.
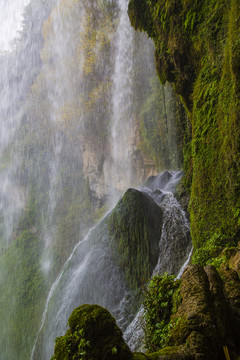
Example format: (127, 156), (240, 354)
(192, 231), (238, 267)
(111, 346), (118, 355)
(54, 326), (91, 360)
(142, 273), (181, 352)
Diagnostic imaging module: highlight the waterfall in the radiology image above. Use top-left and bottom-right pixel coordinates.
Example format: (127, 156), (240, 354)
(109, 0), (135, 195)
(30, 171), (191, 359)
(124, 171), (192, 351)
(0, 1), (189, 359)
(0, 0), (30, 52)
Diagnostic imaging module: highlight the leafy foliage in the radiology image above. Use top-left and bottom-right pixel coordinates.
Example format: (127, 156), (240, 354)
(52, 327), (91, 360)
(192, 231), (239, 267)
(142, 273), (181, 352)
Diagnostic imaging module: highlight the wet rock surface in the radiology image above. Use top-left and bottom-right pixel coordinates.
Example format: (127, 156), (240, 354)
(164, 264), (240, 360)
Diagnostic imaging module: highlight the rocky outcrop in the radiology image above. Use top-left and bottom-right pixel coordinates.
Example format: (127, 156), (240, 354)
(51, 304), (133, 360)
(151, 264), (240, 360)
(50, 263), (240, 360)
(108, 188), (163, 289)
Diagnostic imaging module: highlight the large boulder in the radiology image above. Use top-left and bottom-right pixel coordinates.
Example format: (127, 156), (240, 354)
(134, 264), (240, 360)
(108, 188), (163, 289)
(51, 304), (133, 360)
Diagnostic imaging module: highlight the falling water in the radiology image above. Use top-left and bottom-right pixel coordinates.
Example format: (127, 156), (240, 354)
(0, 1), (190, 359)
(0, 0), (30, 52)
(30, 171), (191, 359)
(30, 222), (103, 360)
(110, 0), (135, 193)
(124, 171), (192, 351)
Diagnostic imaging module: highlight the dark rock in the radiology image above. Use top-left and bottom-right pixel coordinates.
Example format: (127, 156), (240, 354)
(145, 171), (172, 191)
(108, 188), (163, 289)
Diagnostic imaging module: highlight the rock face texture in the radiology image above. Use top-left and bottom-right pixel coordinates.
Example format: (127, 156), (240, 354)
(153, 264), (240, 360)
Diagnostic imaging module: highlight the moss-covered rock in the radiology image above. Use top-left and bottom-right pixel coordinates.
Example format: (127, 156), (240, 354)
(229, 242), (240, 276)
(135, 263), (240, 360)
(108, 188), (163, 289)
(147, 346), (193, 360)
(51, 304), (133, 360)
(165, 264), (240, 359)
(50, 261), (240, 359)
(133, 352), (149, 359)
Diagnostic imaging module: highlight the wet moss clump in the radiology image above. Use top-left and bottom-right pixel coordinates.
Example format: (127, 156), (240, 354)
(133, 353), (149, 359)
(51, 304), (133, 360)
(108, 188), (163, 289)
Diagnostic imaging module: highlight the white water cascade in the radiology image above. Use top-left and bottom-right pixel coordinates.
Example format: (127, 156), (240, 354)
(0, 0), (30, 52)
(109, 0), (135, 194)
(0, 1), (190, 359)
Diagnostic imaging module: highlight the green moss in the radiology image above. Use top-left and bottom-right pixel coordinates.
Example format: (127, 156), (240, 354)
(142, 273), (181, 352)
(52, 304), (133, 360)
(0, 229), (46, 359)
(139, 78), (182, 170)
(167, 317), (190, 346)
(133, 352), (149, 359)
(147, 345), (192, 360)
(128, 0), (240, 250)
(192, 230), (239, 268)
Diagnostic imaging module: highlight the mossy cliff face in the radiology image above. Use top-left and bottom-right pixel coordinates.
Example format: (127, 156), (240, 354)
(128, 0), (240, 250)
(109, 188), (163, 289)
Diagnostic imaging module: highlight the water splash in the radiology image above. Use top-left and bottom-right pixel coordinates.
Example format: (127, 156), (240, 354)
(176, 247), (193, 279)
(0, 0), (30, 52)
(30, 209), (127, 359)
